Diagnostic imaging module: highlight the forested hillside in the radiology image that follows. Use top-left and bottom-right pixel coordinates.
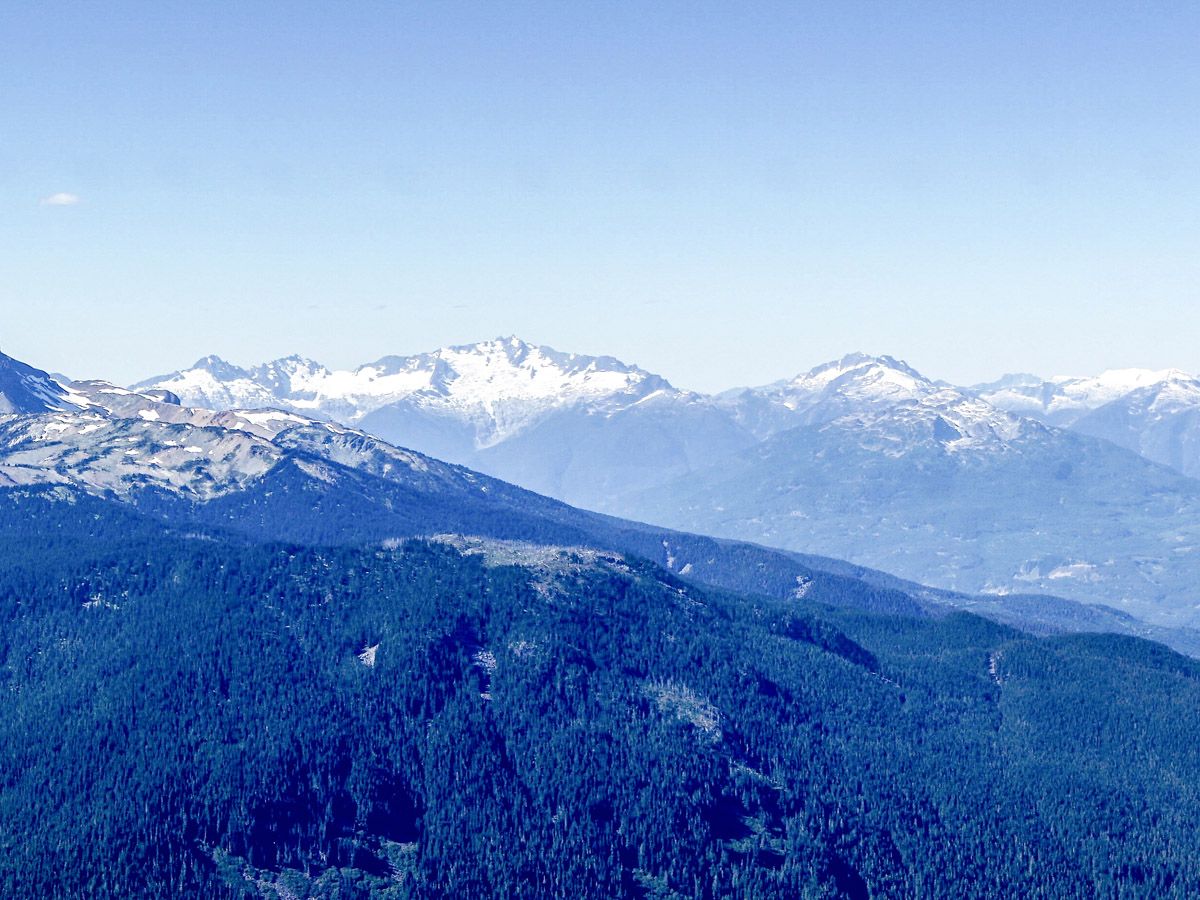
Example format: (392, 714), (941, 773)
(3, 490), (1200, 897)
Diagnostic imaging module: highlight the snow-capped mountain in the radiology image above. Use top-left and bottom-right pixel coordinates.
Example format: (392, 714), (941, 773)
(133, 354), (286, 412)
(1069, 372), (1200, 479)
(135, 337), (753, 509)
(621, 354), (1200, 625)
(725, 353), (1041, 452)
(973, 368), (1191, 426)
(974, 367), (1200, 477)
(136, 337), (681, 445)
(137, 345), (1052, 512)
(128, 341), (1200, 623)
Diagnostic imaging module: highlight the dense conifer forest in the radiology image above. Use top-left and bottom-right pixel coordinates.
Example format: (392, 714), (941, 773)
(2, 489), (1200, 897)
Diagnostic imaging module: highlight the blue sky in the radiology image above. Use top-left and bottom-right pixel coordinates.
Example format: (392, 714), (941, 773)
(2, 1), (1197, 390)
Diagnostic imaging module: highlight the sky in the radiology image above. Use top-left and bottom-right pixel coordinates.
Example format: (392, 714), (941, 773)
(2, 1), (1198, 392)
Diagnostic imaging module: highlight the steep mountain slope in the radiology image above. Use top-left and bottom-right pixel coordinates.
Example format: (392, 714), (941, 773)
(628, 355), (1200, 627)
(0, 350), (83, 414)
(6, 490), (1200, 897)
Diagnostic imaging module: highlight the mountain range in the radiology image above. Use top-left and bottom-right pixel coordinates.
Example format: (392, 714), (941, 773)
(135, 338), (754, 505)
(975, 368), (1200, 478)
(1, 344), (1196, 650)
(134, 340), (1200, 626)
(9, 342), (1200, 895)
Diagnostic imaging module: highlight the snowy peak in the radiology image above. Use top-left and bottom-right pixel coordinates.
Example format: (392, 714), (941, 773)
(736, 353), (1036, 454)
(362, 337), (669, 405)
(747, 352), (939, 413)
(1061, 370), (1200, 478)
(0, 351), (81, 415)
(802, 352), (928, 383)
(134, 337), (686, 447)
(784, 353), (932, 402)
(975, 367), (1197, 425)
(133, 357), (281, 412)
(1050, 368), (1185, 414)
(347, 337), (679, 447)
(1133, 371), (1200, 415)
(189, 354), (253, 381)
(248, 355), (331, 400)
(1080, 370), (1200, 421)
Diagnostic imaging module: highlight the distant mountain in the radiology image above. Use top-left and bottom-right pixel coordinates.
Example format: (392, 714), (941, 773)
(976, 367), (1200, 478)
(136, 338), (674, 437)
(1069, 373), (1200, 479)
(135, 337), (755, 508)
(132, 342), (1200, 625)
(8, 347), (1196, 648)
(626, 355), (1200, 627)
(973, 367), (1190, 426)
(725, 352), (1040, 449)
(137, 348), (1200, 488)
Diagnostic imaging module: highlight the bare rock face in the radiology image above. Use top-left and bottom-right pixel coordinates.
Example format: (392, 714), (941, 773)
(0, 351), (79, 415)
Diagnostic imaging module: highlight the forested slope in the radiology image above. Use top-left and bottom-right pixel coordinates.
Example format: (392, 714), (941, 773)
(3, 491), (1200, 897)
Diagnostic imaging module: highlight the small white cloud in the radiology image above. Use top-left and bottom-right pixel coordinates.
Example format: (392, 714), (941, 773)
(40, 192), (81, 206)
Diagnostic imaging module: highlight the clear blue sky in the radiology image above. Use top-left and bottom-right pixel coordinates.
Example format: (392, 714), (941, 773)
(3, 1), (1197, 390)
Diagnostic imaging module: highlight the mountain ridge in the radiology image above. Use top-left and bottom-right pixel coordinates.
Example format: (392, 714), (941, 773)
(134, 336), (690, 445)
(128, 340), (1200, 622)
(9, 346), (1200, 650)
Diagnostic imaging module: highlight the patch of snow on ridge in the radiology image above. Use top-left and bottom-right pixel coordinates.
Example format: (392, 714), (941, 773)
(0, 413), (281, 500)
(1047, 562), (1099, 581)
(233, 409), (311, 428)
(473, 649), (497, 675)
